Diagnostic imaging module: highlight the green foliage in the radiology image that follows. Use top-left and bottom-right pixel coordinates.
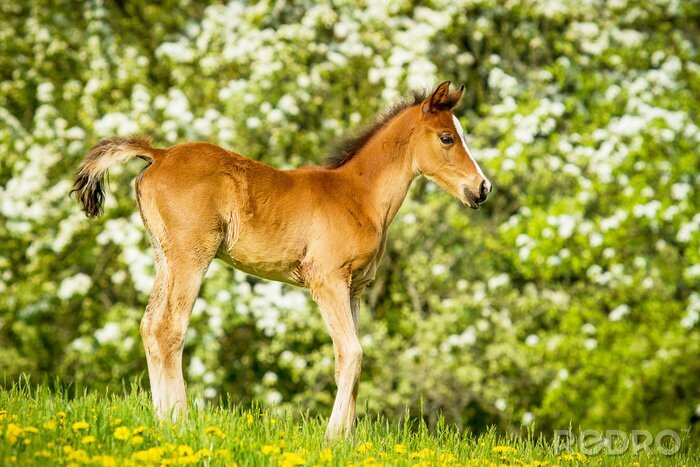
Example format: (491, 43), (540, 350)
(1, 0), (699, 444)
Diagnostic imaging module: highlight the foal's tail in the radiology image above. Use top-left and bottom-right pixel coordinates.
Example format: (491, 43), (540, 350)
(71, 135), (156, 218)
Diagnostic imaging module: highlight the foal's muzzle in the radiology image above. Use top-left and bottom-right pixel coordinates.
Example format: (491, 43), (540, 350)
(463, 179), (492, 210)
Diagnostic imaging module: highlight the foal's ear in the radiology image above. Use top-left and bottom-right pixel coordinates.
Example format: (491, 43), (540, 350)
(448, 84), (465, 109)
(423, 80), (452, 114)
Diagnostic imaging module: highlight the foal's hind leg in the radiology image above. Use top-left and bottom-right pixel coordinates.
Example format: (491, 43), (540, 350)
(137, 189), (170, 416)
(148, 245), (218, 421)
(140, 259), (167, 413)
(137, 200), (222, 421)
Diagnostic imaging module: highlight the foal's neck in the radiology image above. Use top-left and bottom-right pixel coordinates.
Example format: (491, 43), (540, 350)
(337, 107), (419, 229)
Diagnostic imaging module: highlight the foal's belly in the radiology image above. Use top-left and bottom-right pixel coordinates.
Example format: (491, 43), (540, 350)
(215, 246), (306, 287)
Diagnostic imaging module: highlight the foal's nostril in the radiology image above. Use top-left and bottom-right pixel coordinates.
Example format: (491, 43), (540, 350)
(479, 180), (489, 201)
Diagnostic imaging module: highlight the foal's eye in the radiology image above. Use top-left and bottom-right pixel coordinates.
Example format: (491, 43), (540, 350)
(439, 134), (455, 145)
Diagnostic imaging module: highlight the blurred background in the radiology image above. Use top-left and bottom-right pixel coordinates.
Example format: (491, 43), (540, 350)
(1, 0), (698, 440)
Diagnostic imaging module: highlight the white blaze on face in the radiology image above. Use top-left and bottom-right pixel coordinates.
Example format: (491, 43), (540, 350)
(452, 114), (489, 182)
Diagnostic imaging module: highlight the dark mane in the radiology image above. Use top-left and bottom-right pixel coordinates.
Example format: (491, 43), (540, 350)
(324, 90), (428, 169)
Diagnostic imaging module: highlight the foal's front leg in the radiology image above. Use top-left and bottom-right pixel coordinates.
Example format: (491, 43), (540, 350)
(312, 278), (363, 440)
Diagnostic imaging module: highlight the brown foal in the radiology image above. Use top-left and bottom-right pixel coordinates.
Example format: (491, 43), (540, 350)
(72, 81), (492, 439)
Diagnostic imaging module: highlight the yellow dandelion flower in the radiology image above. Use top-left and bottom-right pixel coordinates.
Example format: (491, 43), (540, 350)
(177, 445), (195, 457)
(81, 435), (96, 444)
(410, 448), (434, 458)
(5, 423), (24, 444)
(162, 442), (177, 452)
(0, 410), (7, 421)
(215, 448), (231, 458)
(195, 448), (212, 458)
(357, 441), (374, 454)
(261, 444), (281, 455)
(492, 445), (517, 454)
(131, 436), (144, 445)
(246, 413), (254, 425)
(362, 457), (377, 466)
(393, 444), (406, 454)
(35, 450), (51, 458)
(24, 438), (31, 446)
(72, 421), (90, 431)
(113, 426), (131, 440)
(204, 426), (225, 438)
(320, 448), (333, 461)
(561, 453), (575, 461)
(439, 452), (456, 462)
(66, 447), (91, 463)
(24, 425), (39, 434)
(132, 447), (164, 463)
(280, 452), (306, 466)
(92, 455), (118, 467)
(111, 418), (123, 426)
(133, 425), (147, 434)
(574, 451), (587, 461)
(379, 452), (389, 459)
(57, 411), (67, 420)
(43, 420), (57, 431)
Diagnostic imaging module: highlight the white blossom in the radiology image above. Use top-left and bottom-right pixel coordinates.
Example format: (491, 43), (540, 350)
(609, 304), (630, 321)
(525, 334), (539, 346)
(584, 338), (598, 350)
(94, 322), (120, 344)
(263, 371), (278, 386)
(488, 273), (510, 290)
(681, 293), (700, 329)
(57, 273), (92, 299)
(37, 82), (54, 102)
(266, 391), (282, 405)
(671, 182), (691, 200)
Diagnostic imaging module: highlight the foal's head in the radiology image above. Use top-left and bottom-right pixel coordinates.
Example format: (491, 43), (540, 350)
(413, 81), (492, 209)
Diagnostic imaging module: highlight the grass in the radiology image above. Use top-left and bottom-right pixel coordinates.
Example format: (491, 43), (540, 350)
(0, 382), (697, 466)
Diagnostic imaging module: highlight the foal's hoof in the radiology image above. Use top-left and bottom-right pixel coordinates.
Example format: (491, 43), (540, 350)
(324, 429), (342, 443)
(324, 426), (354, 443)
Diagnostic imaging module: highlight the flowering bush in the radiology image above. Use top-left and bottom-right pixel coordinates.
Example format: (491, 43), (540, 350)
(1, 0), (698, 440)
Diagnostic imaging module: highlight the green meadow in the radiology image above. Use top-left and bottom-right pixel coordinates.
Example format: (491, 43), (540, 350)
(1, 382), (697, 466)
